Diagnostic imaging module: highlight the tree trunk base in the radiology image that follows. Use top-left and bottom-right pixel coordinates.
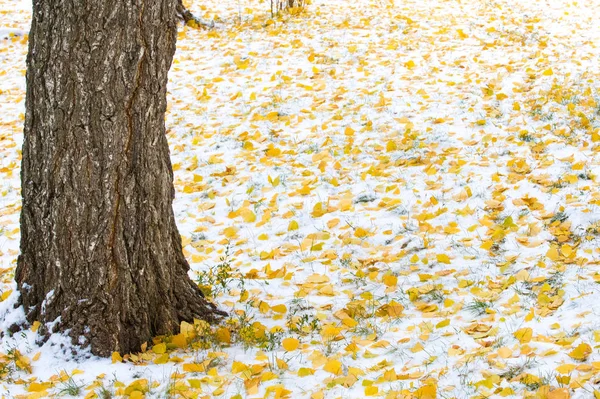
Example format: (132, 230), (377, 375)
(19, 270), (226, 357)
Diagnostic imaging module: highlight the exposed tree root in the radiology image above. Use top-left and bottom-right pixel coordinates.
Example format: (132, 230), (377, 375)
(176, 0), (215, 29)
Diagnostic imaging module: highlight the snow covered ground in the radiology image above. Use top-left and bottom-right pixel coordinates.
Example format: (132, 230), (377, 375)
(2, 0), (600, 397)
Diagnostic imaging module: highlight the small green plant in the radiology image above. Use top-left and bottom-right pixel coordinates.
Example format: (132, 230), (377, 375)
(221, 308), (284, 351)
(339, 256), (352, 268)
(464, 299), (493, 316)
(96, 384), (114, 399)
(549, 211), (568, 224)
(578, 171), (593, 180)
(422, 288), (445, 303)
(56, 373), (85, 396)
(585, 221), (600, 239)
(522, 379), (541, 391)
(518, 131), (535, 142)
(196, 244), (244, 298)
(352, 321), (382, 339)
(514, 271), (563, 301)
(489, 238), (506, 255)
(544, 271), (564, 290)
(560, 95), (580, 105)
(0, 358), (14, 383)
(549, 179), (567, 190)
(491, 337), (505, 349)
(286, 299), (321, 336)
(513, 281), (535, 299)
(238, 323), (283, 351)
(498, 356), (537, 381)
(540, 111), (555, 121)
(2, 347), (30, 379)
(354, 193), (377, 204)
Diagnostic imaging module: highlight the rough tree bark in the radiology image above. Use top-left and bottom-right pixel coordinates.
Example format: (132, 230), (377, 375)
(16, 0), (225, 357)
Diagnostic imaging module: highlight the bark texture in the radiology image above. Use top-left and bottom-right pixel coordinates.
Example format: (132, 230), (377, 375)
(16, 0), (225, 357)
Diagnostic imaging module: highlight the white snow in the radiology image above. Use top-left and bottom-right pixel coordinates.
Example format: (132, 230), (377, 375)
(2, 0), (600, 397)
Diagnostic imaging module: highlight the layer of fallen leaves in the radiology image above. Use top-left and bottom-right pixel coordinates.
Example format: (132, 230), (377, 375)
(2, 0), (600, 398)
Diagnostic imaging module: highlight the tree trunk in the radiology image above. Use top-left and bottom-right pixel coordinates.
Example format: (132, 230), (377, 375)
(16, 0), (225, 357)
